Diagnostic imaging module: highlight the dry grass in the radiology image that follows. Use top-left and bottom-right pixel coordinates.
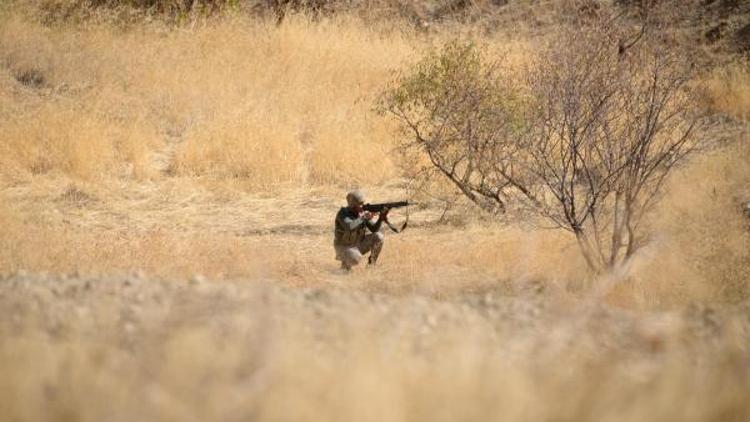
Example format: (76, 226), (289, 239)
(1, 3), (749, 421)
(704, 61), (750, 121)
(1, 159), (746, 307)
(0, 176), (586, 296)
(0, 5), (747, 303)
(0, 14), (417, 188)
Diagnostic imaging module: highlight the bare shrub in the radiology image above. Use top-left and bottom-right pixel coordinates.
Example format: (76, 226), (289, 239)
(380, 16), (708, 273)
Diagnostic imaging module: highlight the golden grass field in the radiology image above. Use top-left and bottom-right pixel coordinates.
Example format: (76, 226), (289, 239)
(1, 1), (750, 421)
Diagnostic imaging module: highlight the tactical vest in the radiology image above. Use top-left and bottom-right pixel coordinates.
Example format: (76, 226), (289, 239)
(334, 208), (366, 247)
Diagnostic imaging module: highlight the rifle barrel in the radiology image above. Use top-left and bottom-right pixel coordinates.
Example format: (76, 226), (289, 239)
(363, 201), (410, 212)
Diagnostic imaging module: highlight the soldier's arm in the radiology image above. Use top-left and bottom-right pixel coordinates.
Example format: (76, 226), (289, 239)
(365, 217), (383, 233)
(366, 208), (391, 232)
(340, 214), (367, 231)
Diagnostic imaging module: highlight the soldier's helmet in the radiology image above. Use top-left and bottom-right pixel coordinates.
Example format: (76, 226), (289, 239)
(346, 189), (366, 207)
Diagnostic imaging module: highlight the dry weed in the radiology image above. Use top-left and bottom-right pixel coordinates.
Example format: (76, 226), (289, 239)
(0, 14), (418, 187)
(704, 61), (750, 121)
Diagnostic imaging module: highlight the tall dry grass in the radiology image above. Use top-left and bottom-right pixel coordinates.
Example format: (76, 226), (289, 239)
(704, 61), (750, 122)
(0, 13), (417, 188)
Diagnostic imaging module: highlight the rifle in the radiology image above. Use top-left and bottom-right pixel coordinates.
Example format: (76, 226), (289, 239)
(362, 201), (411, 233)
(362, 201), (410, 213)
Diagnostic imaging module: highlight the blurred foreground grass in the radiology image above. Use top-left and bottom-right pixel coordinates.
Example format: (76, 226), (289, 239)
(1, 275), (750, 422)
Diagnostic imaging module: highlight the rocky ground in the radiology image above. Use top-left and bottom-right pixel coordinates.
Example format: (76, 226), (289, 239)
(2, 272), (749, 422)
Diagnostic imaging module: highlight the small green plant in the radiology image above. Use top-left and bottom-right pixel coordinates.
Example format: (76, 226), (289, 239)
(379, 40), (527, 213)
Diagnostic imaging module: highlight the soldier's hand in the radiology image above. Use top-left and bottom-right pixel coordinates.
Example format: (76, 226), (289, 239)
(362, 211), (374, 220)
(380, 207), (390, 218)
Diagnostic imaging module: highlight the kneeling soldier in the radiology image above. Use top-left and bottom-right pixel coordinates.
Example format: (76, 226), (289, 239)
(334, 189), (388, 271)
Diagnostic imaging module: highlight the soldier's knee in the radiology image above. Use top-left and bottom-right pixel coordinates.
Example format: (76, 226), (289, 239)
(374, 232), (384, 243)
(343, 248), (363, 266)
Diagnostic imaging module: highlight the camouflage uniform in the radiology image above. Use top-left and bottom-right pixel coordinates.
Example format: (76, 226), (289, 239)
(334, 190), (384, 270)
